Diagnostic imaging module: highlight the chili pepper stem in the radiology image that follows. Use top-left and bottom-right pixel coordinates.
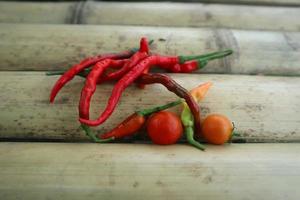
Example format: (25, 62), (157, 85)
(131, 39), (154, 52)
(228, 122), (239, 142)
(136, 99), (184, 116)
(179, 49), (233, 67)
(46, 70), (89, 78)
(46, 71), (66, 76)
(197, 49), (233, 69)
(197, 49), (233, 61)
(185, 127), (205, 151)
(81, 124), (114, 143)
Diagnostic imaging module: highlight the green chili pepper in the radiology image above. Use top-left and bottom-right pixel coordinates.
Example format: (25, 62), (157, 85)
(181, 103), (205, 151)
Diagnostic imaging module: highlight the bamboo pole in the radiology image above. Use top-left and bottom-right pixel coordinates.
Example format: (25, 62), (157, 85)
(114, 0), (300, 6)
(0, 72), (299, 142)
(0, 1), (76, 24)
(82, 2), (300, 31)
(0, 142), (299, 200)
(0, 24), (299, 75)
(0, 1), (299, 31)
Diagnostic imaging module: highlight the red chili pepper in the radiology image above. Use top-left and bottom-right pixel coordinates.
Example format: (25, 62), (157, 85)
(49, 51), (134, 103)
(99, 100), (183, 140)
(136, 73), (202, 136)
(48, 49), (233, 82)
(99, 113), (145, 140)
(98, 82), (212, 142)
(170, 49), (233, 73)
(48, 40), (157, 104)
(135, 67), (150, 89)
(79, 54), (199, 126)
(83, 82), (211, 142)
(98, 38), (150, 83)
(79, 59), (127, 119)
(79, 37), (150, 120)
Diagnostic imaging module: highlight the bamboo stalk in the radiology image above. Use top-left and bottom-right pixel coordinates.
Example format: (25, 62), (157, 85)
(0, 72), (299, 142)
(0, 1), (300, 31)
(82, 2), (300, 31)
(0, 24), (299, 75)
(0, 142), (299, 200)
(112, 0), (300, 6)
(0, 1), (76, 24)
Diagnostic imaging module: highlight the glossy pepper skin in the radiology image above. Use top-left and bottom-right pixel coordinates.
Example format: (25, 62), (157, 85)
(98, 100), (182, 140)
(99, 113), (145, 139)
(78, 59), (127, 119)
(181, 82), (212, 151)
(79, 53), (208, 127)
(83, 82), (211, 143)
(136, 73), (202, 137)
(47, 49), (233, 82)
(99, 39), (151, 83)
(181, 103), (205, 150)
(169, 49), (233, 73)
(49, 51), (134, 103)
(100, 53), (202, 89)
(98, 49), (233, 84)
(79, 37), (150, 120)
(48, 39), (154, 103)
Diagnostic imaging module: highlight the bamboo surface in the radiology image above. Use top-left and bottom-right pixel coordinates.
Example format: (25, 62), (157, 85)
(0, 142), (299, 200)
(0, 1), (299, 197)
(82, 2), (300, 31)
(116, 0), (300, 6)
(1, 24), (300, 75)
(0, 1), (300, 32)
(0, 1), (76, 24)
(1, 0), (299, 6)
(0, 72), (299, 142)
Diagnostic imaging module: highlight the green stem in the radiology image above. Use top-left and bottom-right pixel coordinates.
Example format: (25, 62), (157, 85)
(136, 99), (184, 116)
(228, 122), (239, 142)
(196, 49), (233, 62)
(46, 69), (90, 78)
(179, 49), (233, 64)
(185, 126), (205, 151)
(81, 124), (114, 143)
(46, 70), (66, 76)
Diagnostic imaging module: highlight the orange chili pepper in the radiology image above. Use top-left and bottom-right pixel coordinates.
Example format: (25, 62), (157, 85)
(98, 82), (212, 141)
(99, 100), (183, 140)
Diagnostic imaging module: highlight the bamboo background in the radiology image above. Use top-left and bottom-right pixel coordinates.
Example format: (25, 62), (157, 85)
(1, 24), (300, 75)
(1, 1), (300, 31)
(0, 1), (299, 199)
(1, 72), (299, 142)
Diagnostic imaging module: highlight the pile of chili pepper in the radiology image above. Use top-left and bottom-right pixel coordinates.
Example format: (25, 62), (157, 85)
(48, 37), (233, 150)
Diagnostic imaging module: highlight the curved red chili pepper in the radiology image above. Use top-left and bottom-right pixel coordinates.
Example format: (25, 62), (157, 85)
(79, 55), (187, 126)
(79, 48), (232, 126)
(79, 37), (150, 120)
(79, 56), (157, 126)
(98, 99), (183, 140)
(136, 73), (202, 136)
(49, 51), (134, 103)
(48, 49), (232, 83)
(99, 38), (149, 82)
(136, 66), (150, 89)
(79, 59), (126, 119)
(99, 113), (145, 139)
